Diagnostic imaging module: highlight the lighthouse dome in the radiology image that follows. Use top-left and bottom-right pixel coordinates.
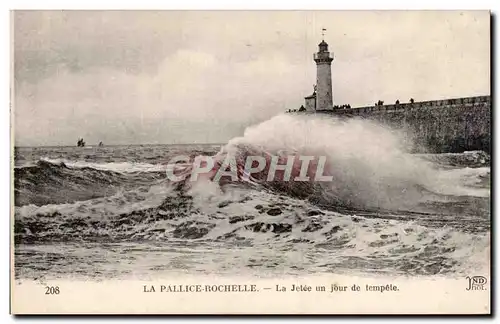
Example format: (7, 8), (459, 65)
(318, 40), (329, 52)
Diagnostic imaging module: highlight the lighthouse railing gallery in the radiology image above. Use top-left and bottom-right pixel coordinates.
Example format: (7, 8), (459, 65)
(313, 52), (334, 61)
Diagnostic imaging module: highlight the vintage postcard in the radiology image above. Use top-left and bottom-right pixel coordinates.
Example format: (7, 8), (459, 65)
(11, 10), (491, 314)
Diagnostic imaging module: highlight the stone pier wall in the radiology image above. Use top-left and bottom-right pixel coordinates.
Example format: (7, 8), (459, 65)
(305, 96), (491, 153)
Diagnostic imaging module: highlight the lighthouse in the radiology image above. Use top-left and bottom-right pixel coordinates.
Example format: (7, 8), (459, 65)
(314, 38), (334, 110)
(304, 32), (334, 112)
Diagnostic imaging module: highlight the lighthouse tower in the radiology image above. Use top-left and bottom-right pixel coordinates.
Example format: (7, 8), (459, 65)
(313, 38), (334, 110)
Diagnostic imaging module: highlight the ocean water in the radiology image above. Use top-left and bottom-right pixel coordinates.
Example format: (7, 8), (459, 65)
(13, 115), (491, 280)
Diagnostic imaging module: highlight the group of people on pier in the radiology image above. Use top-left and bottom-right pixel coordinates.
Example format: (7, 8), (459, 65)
(287, 98), (417, 113)
(375, 98), (415, 107)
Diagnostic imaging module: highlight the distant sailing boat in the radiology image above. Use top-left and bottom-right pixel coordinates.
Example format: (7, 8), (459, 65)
(98, 141), (104, 147)
(77, 138), (86, 147)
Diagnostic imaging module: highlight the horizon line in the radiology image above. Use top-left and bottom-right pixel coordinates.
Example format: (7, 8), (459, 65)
(13, 143), (225, 148)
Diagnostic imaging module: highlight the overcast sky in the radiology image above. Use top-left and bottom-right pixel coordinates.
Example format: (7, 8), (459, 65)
(13, 10), (490, 146)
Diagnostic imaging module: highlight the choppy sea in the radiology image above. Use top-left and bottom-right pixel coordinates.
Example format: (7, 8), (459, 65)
(13, 115), (490, 280)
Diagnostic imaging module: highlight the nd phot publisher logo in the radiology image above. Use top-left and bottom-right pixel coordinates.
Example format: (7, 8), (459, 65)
(466, 276), (488, 291)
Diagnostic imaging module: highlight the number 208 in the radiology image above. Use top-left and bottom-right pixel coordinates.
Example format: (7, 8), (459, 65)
(45, 286), (60, 295)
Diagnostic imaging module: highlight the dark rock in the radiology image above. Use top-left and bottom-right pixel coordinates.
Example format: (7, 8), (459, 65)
(149, 228), (166, 233)
(229, 215), (255, 224)
(172, 221), (215, 239)
(217, 229), (238, 240)
(218, 201), (231, 208)
(254, 204), (264, 210)
(245, 222), (263, 232)
(267, 208), (282, 216)
(307, 210), (324, 216)
(289, 238), (311, 243)
(273, 223), (292, 234)
(159, 195), (194, 211)
(239, 196), (252, 203)
(302, 220), (324, 232)
(244, 222), (291, 234)
(380, 233), (398, 239)
(324, 225), (342, 236)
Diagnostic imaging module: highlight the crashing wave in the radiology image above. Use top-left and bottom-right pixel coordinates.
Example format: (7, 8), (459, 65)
(172, 114), (490, 210)
(14, 159), (166, 206)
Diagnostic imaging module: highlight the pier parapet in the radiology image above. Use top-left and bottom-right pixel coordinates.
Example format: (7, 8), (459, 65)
(293, 95), (491, 153)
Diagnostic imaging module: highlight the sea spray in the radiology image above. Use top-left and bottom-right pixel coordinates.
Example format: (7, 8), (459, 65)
(176, 114), (476, 210)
